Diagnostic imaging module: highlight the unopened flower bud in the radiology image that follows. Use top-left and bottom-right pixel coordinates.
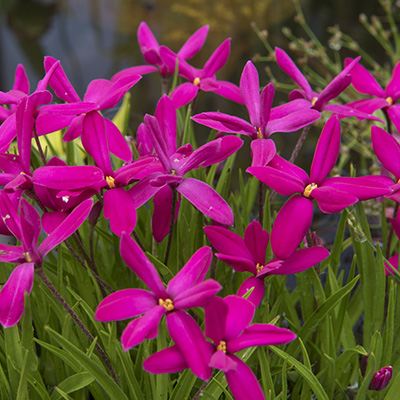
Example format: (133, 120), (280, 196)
(369, 366), (392, 391)
(89, 201), (102, 225)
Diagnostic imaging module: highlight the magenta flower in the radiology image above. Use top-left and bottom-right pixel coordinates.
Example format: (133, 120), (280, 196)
(345, 58), (400, 131)
(204, 220), (329, 306)
(275, 48), (380, 120)
(129, 95), (242, 241)
(160, 38), (242, 108)
(369, 366), (392, 391)
(95, 233), (221, 367)
(0, 193), (93, 327)
(247, 115), (392, 258)
(36, 57), (140, 162)
(144, 295), (297, 399)
(112, 22), (209, 80)
(192, 60), (320, 144)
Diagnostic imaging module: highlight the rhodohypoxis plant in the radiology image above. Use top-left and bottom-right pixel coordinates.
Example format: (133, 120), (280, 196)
(247, 115), (392, 258)
(95, 233), (221, 364)
(0, 193), (93, 327)
(192, 60), (320, 145)
(144, 295), (297, 400)
(129, 94), (242, 241)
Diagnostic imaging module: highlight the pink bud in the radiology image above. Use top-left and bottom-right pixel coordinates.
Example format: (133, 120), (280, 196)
(369, 366), (392, 391)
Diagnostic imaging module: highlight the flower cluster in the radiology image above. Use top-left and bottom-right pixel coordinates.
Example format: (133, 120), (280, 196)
(0, 20), (398, 399)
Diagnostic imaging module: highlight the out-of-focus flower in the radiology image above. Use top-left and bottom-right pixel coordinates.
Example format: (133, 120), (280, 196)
(369, 366), (392, 391)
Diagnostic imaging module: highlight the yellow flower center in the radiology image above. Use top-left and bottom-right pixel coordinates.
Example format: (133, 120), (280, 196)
(303, 183), (317, 198)
(159, 298), (174, 311)
(256, 262), (264, 272)
(106, 176), (116, 189)
(23, 252), (32, 262)
(311, 97), (318, 106)
(171, 170), (177, 175)
(256, 127), (263, 139)
(217, 340), (227, 353)
(386, 97), (393, 106)
(193, 77), (201, 86)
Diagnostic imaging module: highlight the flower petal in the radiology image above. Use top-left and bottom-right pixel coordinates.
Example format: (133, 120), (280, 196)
(95, 289), (157, 321)
(209, 350), (237, 372)
(0, 262), (34, 328)
(173, 279), (222, 309)
(143, 345), (189, 374)
(237, 276), (265, 307)
(244, 220), (269, 265)
(240, 61), (260, 127)
(224, 295), (255, 341)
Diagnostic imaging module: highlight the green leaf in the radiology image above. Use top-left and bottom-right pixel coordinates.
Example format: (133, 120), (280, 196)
(16, 350), (29, 400)
(270, 345), (329, 400)
(40, 326), (129, 400)
(51, 372), (94, 400)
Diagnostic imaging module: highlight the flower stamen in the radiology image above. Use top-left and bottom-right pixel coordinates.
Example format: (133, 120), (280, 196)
(217, 340), (227, 353)
(193, 77), (201, 86)
(256, 127), (263, 139)
(311, 97), (318, 106)
(159, 298), (174, 311)
(303, 183), (317, 198)
(256, 262), (264, 272)
(23, 252), (32, 262)
(106, 176), (116, 189)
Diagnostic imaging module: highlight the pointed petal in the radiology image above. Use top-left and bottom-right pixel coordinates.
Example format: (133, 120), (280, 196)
(215, 254), (256, 273)
(228, 324), (296, 353)
(386, 61), (400, 99)
(240, 61), (260, 127)
(95, 289), (157, 321)
(120, 232), (167, 298)
(224, 295), (255, 341)
(202, 38), (231, 77)
(121, 306), (166, 350)
(103, 188), (137, 236)
(44, 56), (81, 103)
(0, 262), (34, 328)
(270, 99), (313, 119)
(247, 165), (307, 196)
(13, 64), (29, 94)
(275, 47), (312, 97)
(155, 95), (177, 156)
(310, 186), (358, 213)
(104, 118), (132, 163)
(250, 138), (276, 167)
(345, 58), (384, 97)
(166, 310), (213, 380)
(173, 279), (221, 309)
(177, 178), (233, 225)
(178, 25), (209, 60)
(371, 125), (400, 179)
(266, 109), (320, 135)
(225, 355), (265, 400)
(143, 345), (189, 374)
(168, 247), (212, 297)
(271, 195), (314, 259)
(205, 297), (228, 344)
(33, 165), (105, 190)
(244, 220), (269, 265)
(258, 247), (330, 277)
(212, 80), (243, 104)
(192, 112), (255, 136)
(260, 83), (275, 130)
(204, 225), (254, 261)
(128, 172), (163, 208)
(310, 115), (341, 184)
(170, 83), (199, 108)
(39, 199), (93, 259)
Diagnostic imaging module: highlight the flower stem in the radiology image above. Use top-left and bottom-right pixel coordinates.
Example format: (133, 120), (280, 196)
(33, 128), (47, 166)
(289, 125), (311, 164)
(258, 181), (264, 224)
(164, 187), (177, 265)
(35, 266), (120, 386)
